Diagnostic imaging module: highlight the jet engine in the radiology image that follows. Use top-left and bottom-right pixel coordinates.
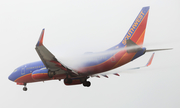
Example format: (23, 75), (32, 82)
(64, 78), (91, 87)
(64, 78), (82, 85)
(32, 68), (54, 81)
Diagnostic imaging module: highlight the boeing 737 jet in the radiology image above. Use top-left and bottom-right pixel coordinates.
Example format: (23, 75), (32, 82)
(8, 6), (171, 91)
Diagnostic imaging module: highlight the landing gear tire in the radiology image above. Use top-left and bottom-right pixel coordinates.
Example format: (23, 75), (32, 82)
(23, 87), (27, 91)
(83, 81), (91, 87)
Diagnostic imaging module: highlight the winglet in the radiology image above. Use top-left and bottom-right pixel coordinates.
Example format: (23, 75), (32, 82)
(146, 53), (155, 66)
(36, 28), (45, 46)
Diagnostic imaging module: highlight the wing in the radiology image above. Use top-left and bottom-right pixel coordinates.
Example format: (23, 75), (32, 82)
(91, 53), (155, 78)
(35, 29), (78, 76)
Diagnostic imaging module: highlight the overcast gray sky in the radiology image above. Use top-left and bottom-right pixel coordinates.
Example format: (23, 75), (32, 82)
(1, 0), (180, 108)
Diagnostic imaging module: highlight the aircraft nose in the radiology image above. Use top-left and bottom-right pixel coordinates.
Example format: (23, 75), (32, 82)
(8, 73), (14, 82)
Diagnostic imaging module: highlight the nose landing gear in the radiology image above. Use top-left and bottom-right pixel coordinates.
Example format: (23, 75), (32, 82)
(23, 83), (27, 91)
(23, 86), (27, 91)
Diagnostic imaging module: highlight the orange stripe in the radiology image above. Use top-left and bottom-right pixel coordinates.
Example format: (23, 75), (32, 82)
(112, 52), (127, 68)
(112, 30), (146, 69)
(113, 52), (137, 69)
(14, 73), (32, 82)
(136, 29), (146, 45)
(33, 73), (48, 75)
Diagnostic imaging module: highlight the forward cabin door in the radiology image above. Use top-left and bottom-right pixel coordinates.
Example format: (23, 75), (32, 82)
(21, 66), (25, 75)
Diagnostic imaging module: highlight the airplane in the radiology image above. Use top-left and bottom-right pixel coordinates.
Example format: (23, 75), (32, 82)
(8, 6), (171, 91)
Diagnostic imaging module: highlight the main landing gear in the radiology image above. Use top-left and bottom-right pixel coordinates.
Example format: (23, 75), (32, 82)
(23, 83), (27, 91)
(83, 81), (91, 87)
(81, 77), (91, 87)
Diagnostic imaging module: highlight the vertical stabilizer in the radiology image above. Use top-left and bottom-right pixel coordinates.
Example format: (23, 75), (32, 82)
(108, 6), (149, 50)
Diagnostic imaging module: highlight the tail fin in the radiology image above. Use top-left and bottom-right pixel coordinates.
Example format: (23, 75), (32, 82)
(108, 6), (150, 50)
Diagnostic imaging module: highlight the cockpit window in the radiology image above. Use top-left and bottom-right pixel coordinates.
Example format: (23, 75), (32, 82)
(13, 69), (17, 72)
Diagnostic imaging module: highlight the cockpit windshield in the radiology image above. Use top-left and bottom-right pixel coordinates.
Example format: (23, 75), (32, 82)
(13, 69), (18, 73)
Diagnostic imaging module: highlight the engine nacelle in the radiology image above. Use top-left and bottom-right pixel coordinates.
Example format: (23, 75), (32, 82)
(32, 68), (52, 81)
(64, 78), (82, 85)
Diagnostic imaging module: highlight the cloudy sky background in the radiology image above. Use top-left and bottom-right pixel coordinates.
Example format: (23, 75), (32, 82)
(1, 0), (180, 108)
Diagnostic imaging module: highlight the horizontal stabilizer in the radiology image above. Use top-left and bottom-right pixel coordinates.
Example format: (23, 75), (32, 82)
(146, 48), (173, 52)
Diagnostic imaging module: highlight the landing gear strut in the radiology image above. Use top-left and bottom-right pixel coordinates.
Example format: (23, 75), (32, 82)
(23, 83), (27, 91)
(80, 77), (91, 87)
